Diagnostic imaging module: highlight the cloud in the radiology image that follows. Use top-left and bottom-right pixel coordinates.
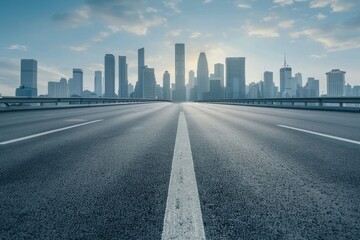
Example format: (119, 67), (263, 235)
(246, 26), (280, 38)
(309, 0), (355, 12)
(53, 0), (166, 36)
(310, 54), (327, 59)
(6, 44), (28, 51)
(190, 32), (202, 38)
(237, 3), (252, 8)
(163, 0), (182, 13)
(273, 0), (294, 6)
(315, 13), (327, 20)
(278, 20), (295, 29)
(262, 14), (279, 22)
(166, 29), (182, 37)
(86, 63), (104, 72)
(69, 45), (89, 52)
(203, 0), (212, 4)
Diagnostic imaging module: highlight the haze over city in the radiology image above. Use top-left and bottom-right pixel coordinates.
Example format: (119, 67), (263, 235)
(1, 0), (359, 96)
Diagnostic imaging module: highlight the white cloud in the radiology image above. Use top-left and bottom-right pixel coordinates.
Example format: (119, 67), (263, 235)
(237, 3), (252, 8)
(190, 32), (202, 38)
(6, 44), (28, 51)
(246, 26), (280, 38)
(310, 54), (327, 59)
(203, 0), (212, 4)
(166, 29), (182, 37)
(69, 45), (89, 52)
(163, 0), (182, 13)
(263, 14), (279, 22)
(315, 13), (327, 20)
(309, 0), (355, 12)
(273, 0), (294, 6)
(278, 20), (295, 29)
(53, 6), (90, 28)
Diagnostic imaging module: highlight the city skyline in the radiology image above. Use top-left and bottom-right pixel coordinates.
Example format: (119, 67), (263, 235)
(0, 0), (360, 96)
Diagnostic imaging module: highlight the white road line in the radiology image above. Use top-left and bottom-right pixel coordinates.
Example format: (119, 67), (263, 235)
(0, 119), (103, 145)
(162, 112), (206, 240)
(278, 124), (360, 145)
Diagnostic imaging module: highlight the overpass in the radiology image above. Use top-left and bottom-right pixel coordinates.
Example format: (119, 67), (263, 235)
(0, 101), (359, 239)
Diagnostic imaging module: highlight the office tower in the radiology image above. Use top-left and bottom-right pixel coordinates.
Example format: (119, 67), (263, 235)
(48, 81), (57, 97)
(143, 66), (156, 99)
(128, 83), (134, 96)
(104, 54), (115, 97)
(163, 71), (171, 100)
(225, 57), (246, 99)
(174, 43), (186, 101)
(209, 79), (221, 99)
(189, 70), (195, 89)
(214, 63), (224, 88)
(94, 71), (102, 97)
(307, 77), (319, 97)
(263, 71), (274, 98)
(248, 82), (259, 98)
(72, 68), (83, 97)
(345, 83), (352, 97)
(280, 56), (292, 96)
(197, 52), (209, 100)
(16, 59), (37, 97)
(353, 86), (360, 96)
(135, 47), (145, 98)
(295, 73), (302, 88)
(326, 69), (345, 97)
(119, 56), (128, 98)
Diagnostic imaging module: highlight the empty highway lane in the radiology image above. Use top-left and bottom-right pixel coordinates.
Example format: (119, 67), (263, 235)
(1, 102), (359, 239)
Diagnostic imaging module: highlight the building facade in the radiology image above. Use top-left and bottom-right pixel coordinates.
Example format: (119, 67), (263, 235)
(119, 56), (128, 98)
(104, 54), (115, 97)
(326, 69), (346, 97)
(174, 43), (186, 101)
(225, 57), (246, 99)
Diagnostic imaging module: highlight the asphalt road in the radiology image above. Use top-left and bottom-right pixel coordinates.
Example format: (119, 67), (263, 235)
(0, 102), (359, 239)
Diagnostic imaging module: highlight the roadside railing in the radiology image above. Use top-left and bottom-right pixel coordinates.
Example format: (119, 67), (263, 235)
(0, 97), (171, 109)
(197, 97), (360, 112)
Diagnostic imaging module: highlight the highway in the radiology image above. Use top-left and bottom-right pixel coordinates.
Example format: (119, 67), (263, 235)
(0, 102), (359, 239)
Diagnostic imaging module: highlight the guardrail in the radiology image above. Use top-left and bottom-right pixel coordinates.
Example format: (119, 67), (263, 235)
(0, 97), (171, 107)
(197, 97), (360, 112)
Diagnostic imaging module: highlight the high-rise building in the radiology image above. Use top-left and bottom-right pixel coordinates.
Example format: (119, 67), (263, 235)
(94, 71), (102, 97)
(174, 43), (186, 101)
(214, 63), (224, 88)
(225, 57), (246, 98)
(280, 56), (292, 97)
(128, 83), (134, 97)
(104, 54), (115, 97)
(209, 79), (222, 99)
(16, 59), (37, 97)
(119, 56), (128, 98)
(326, 69), (345, 97)
(197, 52), (209, 100)
(263, 71), (274, 98)
(48, 78), (68, 97)
(135, 48), (145, 98)
(143, 66), (156, 99)
(307, 77), (319, 97)
(163, 71), (171, 101)
(71, 69), (83, 97)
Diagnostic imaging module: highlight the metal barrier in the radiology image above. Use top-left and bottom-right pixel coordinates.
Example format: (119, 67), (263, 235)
(0, 97), (171, 107)
(197, 97), (360, 111)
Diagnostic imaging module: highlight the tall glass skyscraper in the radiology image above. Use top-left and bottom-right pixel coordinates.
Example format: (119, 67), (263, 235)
(174, 43), (186, 102)
(119, 56), (128, 98)
(94, 71), (102, 97)
(163, 71), (171, 101)
(197, 52), (209, 100)
(16, 59), (37, 97)
(135, 48), (145, 98)
(104, 54), (115, 97)
(326, 69), (346, 97)
(72, 68), (83, 97)
(225, 57), (245, 99)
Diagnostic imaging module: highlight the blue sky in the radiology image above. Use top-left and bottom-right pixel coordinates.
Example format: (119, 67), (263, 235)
(0, 0), (359, 96)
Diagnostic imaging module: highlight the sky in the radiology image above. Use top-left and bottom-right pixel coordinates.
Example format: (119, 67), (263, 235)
(0, 0), (359, 96)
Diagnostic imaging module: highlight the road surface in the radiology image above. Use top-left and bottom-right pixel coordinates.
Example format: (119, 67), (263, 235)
(1, 102), (359, 239)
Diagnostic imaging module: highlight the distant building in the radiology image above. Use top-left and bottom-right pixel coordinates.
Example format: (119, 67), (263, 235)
(353, 86), (360, 96)
(248, 82), (260, 98)
(225, 57), (245, 99)
(134, 48), (145, 98)
(326, 69), (345, 97)
(197, 52), (209, 100)
(306, 77), (320, 97)
(71, 69), (83, 97)
(280, 57), (292, 97)
(345, 83), (352, 97)
(163, 71), (171, 100)
(214, 63), (225, 98)
(263, 71), (274, 98)
(209, 79), (222, 99)
(143, 66), (156, 99)
(104, 54), (115, 97)
(119, 56), (128, 98)
(16, 59), (37, 97)
(48, 78), (68, 97)
(94, 71), (102, 97)
(174, 43), (186, 101)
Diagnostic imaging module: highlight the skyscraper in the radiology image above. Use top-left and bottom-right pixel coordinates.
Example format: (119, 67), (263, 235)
(143, 66), (156, 99)
(174, 43), (186, 101)
(119, 56), (128, 98)
(94, 71), (102, 97)
(214, 63), (224, 88)
(197, 52), (209, 100)
(225, 57), (246, 98)
(263, 71), (274, 98)
(16, 59), (37, 97)
(280, 56), (292, 96)
(72, 68), (83, 97)
(307, 77), (319, 97)
(326, 69), (346, 97)
(135, 47), (145, 98)
(104, 54), (115, 97)
(48, 78), (68, 97)
(163, 71), (171, 101)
